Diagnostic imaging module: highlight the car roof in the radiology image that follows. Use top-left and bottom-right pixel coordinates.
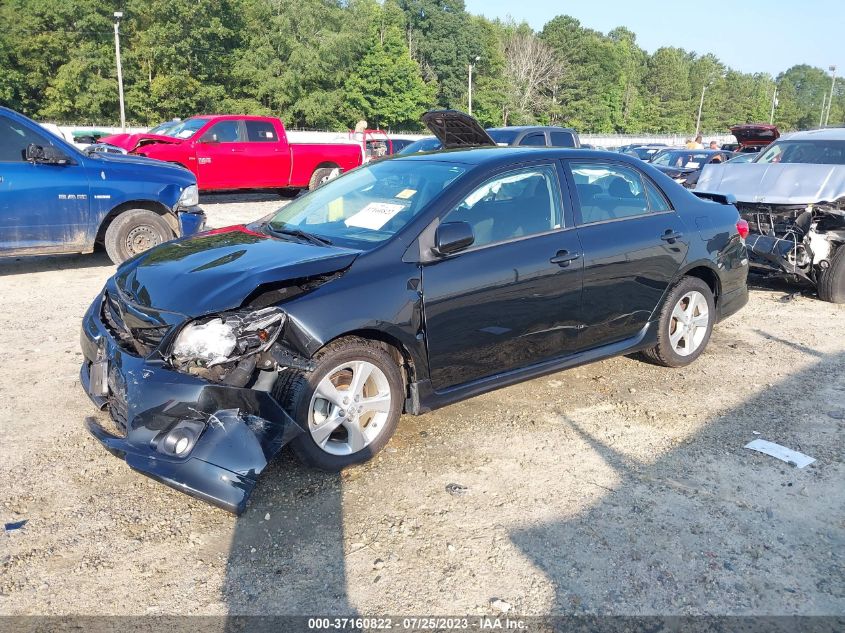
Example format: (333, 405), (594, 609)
(782, 128), (845, 141)
(389, 146), (641, 167)
(486, 126), (577, 133)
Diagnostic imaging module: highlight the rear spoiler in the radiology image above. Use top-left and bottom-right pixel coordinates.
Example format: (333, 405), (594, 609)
(693, 191), (737, 205)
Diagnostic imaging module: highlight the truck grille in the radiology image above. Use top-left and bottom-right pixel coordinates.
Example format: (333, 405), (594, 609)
(101, 292), (170, 356)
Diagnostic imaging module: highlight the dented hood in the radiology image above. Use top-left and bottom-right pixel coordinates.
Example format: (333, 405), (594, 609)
(98, 133), (183, 151)
(422, 110), (496, 149)
(696, 162), (845, 205)
(114, 225), (359, 315)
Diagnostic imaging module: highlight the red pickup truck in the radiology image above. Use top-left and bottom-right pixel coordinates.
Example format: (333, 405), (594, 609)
(99, 115), (364, 191)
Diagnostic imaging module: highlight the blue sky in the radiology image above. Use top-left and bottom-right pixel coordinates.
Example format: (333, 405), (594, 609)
(464, 0), (841, 77)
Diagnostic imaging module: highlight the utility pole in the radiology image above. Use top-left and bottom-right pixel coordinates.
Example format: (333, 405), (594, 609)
(769, 86), (778, 124)
(468, 56), (479, 116)
(820, 92), (827, 127)
(113, 12), (126, 132)
(824, 65), (837, 126)
(695, 83), (708, 137)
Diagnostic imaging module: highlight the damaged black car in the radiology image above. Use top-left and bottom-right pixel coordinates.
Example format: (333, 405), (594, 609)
(81, 113), (749, 513)
(696, 128), (845, 302)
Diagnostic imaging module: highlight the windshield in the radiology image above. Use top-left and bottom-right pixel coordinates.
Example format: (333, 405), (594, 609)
(486, 129), (519, 145)
(166, 118), (208, 139)
(756, 140), (845, 165)
(652, 151), (713, 169)
(398, 137), (442, 154)
(266, 160), (467, 248)
(149, 120), (181, 136)
(625, 146), (664, 160)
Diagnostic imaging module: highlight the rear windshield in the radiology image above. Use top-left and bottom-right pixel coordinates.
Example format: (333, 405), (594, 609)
(756, 140), (845, 165)
(486, 129), (520, 145)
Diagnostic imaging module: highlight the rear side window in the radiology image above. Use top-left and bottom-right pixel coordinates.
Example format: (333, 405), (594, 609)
(550, 131), (576, 148)
(245, 120), (277, 142)
(644, 179), (671, 211)
(519, 133), (547, 147)
(570, 162), (660, 224)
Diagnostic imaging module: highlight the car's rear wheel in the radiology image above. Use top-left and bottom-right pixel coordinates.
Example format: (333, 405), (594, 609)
(642, 276), (715, 367)
(103, 209), (174, 264)
(274, 338), (403, 471)
(308, 167), (341, 190)
(817, 246), (845, 303)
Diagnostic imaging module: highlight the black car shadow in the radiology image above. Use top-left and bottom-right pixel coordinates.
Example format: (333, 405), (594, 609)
(201, 190), (296, 205)
(0, 251), (113, 276)
(223, 449), (355, 620)
(509, 350), (845, 616)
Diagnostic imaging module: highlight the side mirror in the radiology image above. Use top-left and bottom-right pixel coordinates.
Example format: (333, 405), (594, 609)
(433, 221), (474, 256)
(26, 143), (69, 165)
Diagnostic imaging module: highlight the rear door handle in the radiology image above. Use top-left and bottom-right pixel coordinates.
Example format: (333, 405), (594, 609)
(550, 250), (581, 267)
(661, 229), (683, 242)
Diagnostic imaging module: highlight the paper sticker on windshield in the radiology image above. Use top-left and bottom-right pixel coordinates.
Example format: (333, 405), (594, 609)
(345, 202), (405, 230)
(685, 161), (701, 168)
(395, 189), (417, 199)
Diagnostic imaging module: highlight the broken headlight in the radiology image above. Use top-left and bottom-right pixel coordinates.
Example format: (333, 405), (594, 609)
(170, 307), (286, 368)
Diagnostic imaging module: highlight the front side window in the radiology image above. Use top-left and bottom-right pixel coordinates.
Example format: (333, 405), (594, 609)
(519, 133), (547, 147)
(201, 120), (243, 143)
(267, 160), (467, 249)
(0, 116), (55, 162)
(570, 162), (657, 224)
(245, 120), (277, 142)
(444, 165), (562, 248)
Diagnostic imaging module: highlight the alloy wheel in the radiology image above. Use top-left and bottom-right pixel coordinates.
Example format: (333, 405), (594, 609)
(308, 360), (392, 455)
(668, 290), (710, 356)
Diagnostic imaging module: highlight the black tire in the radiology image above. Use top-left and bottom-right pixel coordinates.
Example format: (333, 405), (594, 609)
(103, 209), (174, 264)
(642, 276), (715, 368)
(818, 246), (845, 303)
(273, 337), (403, 471)
(308, 167), (340, 191)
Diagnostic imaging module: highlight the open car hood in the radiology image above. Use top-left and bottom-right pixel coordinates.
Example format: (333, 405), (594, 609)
(730, 124), (780, 148)
(421, 110), (496, 149)
(696, 163), (845, 205)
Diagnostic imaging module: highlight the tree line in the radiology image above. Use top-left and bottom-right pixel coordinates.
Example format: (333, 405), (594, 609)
(1, 0), (841, 133)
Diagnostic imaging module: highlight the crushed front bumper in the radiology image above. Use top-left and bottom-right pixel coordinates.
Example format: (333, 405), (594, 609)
(79, 291), (303, 514)
(177, 205), (206, 237)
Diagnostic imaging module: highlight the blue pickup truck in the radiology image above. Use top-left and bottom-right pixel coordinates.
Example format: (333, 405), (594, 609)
(0, 107), (205, 263)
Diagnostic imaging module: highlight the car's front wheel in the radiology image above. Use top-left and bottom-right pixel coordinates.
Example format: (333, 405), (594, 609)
(104, 208), (174, 264)
(817, 245), (845, 303)
(275, 338), (403, 471)
(643, 276), (715, 367)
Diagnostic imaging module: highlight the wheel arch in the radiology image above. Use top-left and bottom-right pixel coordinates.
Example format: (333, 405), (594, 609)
(317, 329), (420, 413)
(95, 200), (178, 246)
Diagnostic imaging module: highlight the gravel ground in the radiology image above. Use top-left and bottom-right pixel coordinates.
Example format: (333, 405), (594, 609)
(1, 193), (843, 617)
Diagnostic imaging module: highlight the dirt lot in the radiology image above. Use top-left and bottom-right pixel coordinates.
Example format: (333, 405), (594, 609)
(1, 192), (843, 617)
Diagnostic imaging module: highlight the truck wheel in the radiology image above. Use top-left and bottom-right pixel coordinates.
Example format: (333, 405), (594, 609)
(818, 246), (845, 303)
(273, 337), (403, 471)
(642, 276), (715, 368)
(104, 209), (174, 264)
(308, 167), (341, 191)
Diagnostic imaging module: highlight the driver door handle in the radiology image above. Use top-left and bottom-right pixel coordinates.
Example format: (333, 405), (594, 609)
(661, 229), (683, 242)
(550, 250), (581, 267)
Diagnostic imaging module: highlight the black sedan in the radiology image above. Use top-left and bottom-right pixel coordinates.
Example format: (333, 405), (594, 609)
(80, 146), (749, 513)
(650, 149), (736, 188)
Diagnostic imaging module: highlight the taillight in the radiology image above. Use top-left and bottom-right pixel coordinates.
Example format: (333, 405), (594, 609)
(736, 218), (749, 241)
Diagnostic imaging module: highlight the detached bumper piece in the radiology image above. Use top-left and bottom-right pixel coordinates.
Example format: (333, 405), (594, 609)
(80, 294), (303, 515)
(177, 206), (206, 237)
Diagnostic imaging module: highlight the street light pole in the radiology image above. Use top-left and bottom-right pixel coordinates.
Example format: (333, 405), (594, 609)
(468, 55), (479, 116)
(695, 83), (707, 137)
(820, 92), (827, 128)
(824, 65), (837, 127)
(113, 12), (126, 132)
(769, 86), (778, 124)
